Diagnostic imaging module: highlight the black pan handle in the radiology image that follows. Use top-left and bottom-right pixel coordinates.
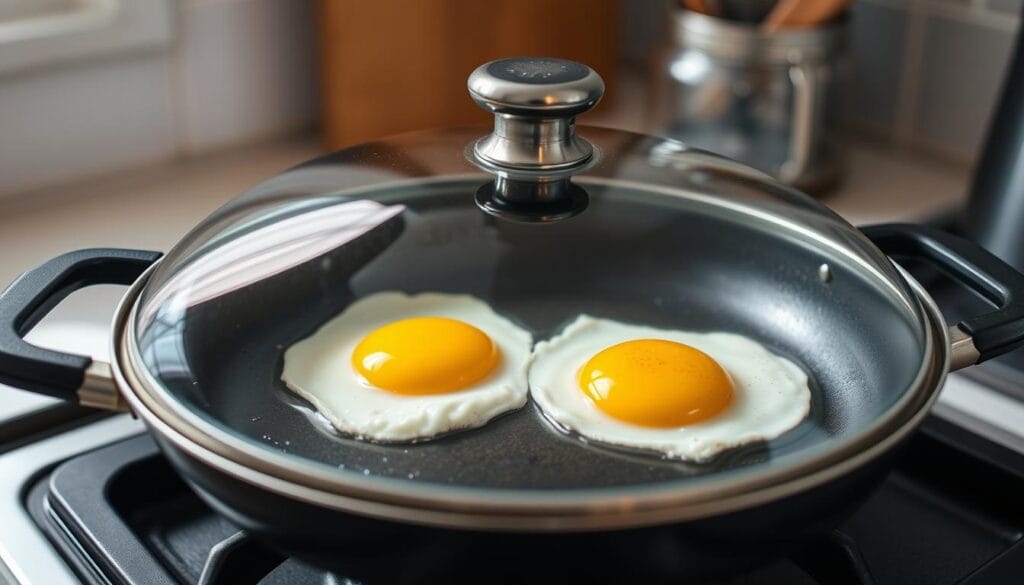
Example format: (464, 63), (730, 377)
(862, 223), (1024, 367)
(0, 248), (161, 401)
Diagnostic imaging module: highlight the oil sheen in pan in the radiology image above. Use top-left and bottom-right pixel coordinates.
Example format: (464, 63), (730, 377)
(275, 343), (823, 481)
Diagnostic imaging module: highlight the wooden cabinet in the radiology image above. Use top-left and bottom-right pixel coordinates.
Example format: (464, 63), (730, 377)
(318, 0), (618, 148)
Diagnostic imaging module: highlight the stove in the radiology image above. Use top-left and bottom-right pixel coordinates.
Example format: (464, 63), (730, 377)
(4, 273), (1024, 584)
(0, 401), (1017, 585)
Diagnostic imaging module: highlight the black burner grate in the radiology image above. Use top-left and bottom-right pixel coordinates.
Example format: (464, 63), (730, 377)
(25, 417), (1024, 585)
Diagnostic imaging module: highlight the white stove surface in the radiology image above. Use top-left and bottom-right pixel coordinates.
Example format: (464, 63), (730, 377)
(0, 416), (143, 585)
(0, 320), (109, 427)
(935, 372), (1024, 454)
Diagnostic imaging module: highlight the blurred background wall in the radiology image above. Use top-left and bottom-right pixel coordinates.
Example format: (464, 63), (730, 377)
(0, 0), (1018, 197)
(846, 0), (1018, 163)
(0, 0), (316, 198)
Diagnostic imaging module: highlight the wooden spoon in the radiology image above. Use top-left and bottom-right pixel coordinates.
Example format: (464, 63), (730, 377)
(764, 0), (849, 31)
(681, 0), (712, 15)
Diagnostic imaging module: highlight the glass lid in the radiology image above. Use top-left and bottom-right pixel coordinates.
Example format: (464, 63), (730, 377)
(127, 58), (931, 494)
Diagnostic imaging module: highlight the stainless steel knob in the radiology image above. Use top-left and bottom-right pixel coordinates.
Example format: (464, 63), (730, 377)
(468, 57), (604, 170)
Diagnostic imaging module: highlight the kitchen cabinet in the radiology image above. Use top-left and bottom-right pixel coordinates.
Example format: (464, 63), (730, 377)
(317, 0), (618, 148)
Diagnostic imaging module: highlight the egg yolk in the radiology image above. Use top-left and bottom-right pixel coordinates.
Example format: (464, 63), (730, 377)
(352, 317), (500, 395)
(578, 339), (733, 427)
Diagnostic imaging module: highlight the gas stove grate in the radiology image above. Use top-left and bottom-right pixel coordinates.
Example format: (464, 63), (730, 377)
(24, 418), (1024, 585)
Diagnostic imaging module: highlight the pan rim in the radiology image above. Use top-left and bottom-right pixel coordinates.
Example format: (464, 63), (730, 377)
(111, 261), (949, 531)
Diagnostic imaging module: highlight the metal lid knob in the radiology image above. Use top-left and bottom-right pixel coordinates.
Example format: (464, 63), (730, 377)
(468, 57), (604, 170)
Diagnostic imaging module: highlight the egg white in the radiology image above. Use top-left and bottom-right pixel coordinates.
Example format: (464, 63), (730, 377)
(282, 292), (533, 442)
(528, 315), (811, 462)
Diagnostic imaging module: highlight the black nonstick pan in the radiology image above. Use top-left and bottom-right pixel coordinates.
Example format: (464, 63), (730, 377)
(2, 59), (1024, 582)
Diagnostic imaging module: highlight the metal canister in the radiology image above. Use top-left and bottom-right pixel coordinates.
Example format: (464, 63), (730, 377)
(648, 8), (848, 194)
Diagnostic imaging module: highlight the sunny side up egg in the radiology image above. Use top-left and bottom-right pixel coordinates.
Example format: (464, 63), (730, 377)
(281, 292), (532, 442)
(529, 315), (811, 462)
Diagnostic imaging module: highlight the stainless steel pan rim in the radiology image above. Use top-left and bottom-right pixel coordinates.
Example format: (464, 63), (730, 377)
(110, 261), (950, 532)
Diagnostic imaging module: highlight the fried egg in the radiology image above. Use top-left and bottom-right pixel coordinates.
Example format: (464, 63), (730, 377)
(529, 315), (811, 462)
(282, 292), (532, 442)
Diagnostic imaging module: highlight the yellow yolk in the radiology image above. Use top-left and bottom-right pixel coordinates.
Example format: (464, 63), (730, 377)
(352, 317), (500, 395)
(578, 339), (733, 427)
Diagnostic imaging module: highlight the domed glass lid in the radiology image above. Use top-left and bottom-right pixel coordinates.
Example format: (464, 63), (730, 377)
(124, 59), (930, 496)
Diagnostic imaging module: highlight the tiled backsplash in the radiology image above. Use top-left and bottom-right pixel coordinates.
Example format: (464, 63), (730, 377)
(850, 0), (1020, 164)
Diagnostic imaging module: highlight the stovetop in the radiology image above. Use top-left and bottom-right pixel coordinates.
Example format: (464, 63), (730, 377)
(2, 262), (1024, 584)
(1, 414), (1018, 585)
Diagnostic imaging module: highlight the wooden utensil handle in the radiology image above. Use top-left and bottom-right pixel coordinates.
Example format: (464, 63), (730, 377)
(682, 0), (710, 14)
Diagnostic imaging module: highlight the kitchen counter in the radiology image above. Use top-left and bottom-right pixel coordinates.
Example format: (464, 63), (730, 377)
(0, 136), (322, 426)
(0, 132), (970, 287)
(0, 131), (973, 427)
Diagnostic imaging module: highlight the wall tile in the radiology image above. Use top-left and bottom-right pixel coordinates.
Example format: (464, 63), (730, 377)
(988, 0), (1023, 16)
(913, 13), (1015, 161)
(174, 0), (317, 154)
(0, 0), (172, 76)
(849, 1), (909, 135)
(0, 53), (176, 197)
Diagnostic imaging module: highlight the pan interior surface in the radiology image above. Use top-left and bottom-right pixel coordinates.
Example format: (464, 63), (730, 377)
(131, 175), (929, 492)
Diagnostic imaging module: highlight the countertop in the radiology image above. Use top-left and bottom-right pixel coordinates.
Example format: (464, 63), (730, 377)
(0, 132), (970, 287)
(0, 131), (973, 426)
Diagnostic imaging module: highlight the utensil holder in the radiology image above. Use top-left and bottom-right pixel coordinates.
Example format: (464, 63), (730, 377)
(648, 7), (849, 194)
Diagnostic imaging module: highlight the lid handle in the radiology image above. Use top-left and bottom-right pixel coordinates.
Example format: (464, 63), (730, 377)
(468, 57), (604, 170)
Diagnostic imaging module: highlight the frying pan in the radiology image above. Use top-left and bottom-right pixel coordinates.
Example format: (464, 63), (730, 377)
(2, 60), (1024, 582)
